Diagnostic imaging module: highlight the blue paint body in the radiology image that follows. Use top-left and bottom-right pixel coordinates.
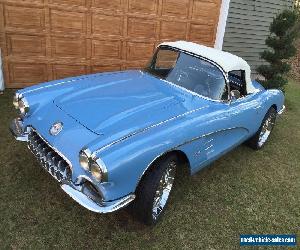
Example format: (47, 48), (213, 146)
(17, 70), (284, 201)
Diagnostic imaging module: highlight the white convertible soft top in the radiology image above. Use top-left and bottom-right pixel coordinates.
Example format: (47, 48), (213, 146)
(159, 41), (257, 93)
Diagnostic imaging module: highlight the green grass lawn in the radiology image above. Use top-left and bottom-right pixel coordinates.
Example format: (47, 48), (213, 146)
(0, 81), (299, 249)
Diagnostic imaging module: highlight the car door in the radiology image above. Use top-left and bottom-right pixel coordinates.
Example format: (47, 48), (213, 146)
(227, 92), (262, 138)
(190, 93), (261, 172)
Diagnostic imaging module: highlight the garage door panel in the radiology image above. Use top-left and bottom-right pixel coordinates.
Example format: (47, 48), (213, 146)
(125, 61), (148, 70)
(160, 21), (187, 40)
(49, 0), (87, 8)
(50, 9), (86, 34)
(4, 5), (45, 31)
(91, 40), (122, 59)
(9, 62), (48, 84)
(126, 42), (155, 61)
(1, 1), (221, 88)
(51, 37), (86, 58)
(189, 23), (215, 44)
(0, 34), (5, 54)
(52, 64), (87, 80)
(0, 3), (4, 28)
(91, 64), (122, 73)
(128, 0), (158, 15)
(192, 0), (220, 23)
(161, 0), (190, 18)
(127, 17), (158, 39)
(92, 0), (123, 11)
(92, 14), (123, 37)
(7, 34), (46, 57)
(15, 0), (45, 4)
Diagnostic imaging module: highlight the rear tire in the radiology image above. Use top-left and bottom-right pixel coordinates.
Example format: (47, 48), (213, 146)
(247, 107), (277, 150)
(133, 154), (178, 225)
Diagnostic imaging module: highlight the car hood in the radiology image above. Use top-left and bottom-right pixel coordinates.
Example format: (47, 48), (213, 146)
(54, 71), (208, 137)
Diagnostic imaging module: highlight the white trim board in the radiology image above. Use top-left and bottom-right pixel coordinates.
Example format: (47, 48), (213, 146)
(214, 0), (231, 50)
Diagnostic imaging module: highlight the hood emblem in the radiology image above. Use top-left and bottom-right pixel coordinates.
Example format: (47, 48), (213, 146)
(49, 122), (63, 136)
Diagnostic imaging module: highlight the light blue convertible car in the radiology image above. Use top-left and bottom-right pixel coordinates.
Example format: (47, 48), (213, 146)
(10, 41), (285, 225)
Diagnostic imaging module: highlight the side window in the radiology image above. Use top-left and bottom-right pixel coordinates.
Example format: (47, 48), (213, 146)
(228, 70), (247, 96)
(148, 49), (179, 78)
(155, 49), (179, 69)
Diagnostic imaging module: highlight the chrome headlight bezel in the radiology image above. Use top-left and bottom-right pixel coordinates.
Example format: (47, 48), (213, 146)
(79, 151), (90, 171)
(18, 97), (30, 116)
(79, 149), (108, 183)
(13, 93), (30, 116)
(90, 161), (103, 182)
(13, 93), (20, 109)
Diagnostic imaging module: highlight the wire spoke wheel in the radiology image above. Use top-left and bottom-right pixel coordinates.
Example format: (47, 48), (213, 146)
(258, 112), (276, 147)
(133, 154), (179, 225)
(152, 161), (176, 221)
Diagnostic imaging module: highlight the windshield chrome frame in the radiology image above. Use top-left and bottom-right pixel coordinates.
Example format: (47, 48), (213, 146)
(145, 45), (231, 104)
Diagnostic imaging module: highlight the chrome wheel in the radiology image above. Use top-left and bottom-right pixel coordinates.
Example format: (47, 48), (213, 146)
(152, 161), (176, 220)
(258, 112), (276, 147)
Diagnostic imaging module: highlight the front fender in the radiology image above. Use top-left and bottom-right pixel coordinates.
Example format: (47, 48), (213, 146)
(264, 89), (285, 113)
(94, 109), (228, 200)
(97, 123), (185, 200)
(253, 89), (285, 124)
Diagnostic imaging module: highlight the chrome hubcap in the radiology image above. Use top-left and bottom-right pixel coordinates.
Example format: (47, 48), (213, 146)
(152, 161), (176, 220)
(258, 113), (276, 147)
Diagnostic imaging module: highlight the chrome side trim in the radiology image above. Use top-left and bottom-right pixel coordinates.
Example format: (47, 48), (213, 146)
(61, 183), (135, 213)
(174, 126), (248, 148)
(277, 105), (286, 115)
(93, 105), (209, 154)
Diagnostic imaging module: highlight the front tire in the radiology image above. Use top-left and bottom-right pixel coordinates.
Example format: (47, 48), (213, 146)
(247, 107), (277, 149)
(133, 154), (178, 225)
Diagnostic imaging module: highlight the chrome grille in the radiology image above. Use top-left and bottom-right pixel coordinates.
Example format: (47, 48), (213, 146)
(28, 130), (72, 182)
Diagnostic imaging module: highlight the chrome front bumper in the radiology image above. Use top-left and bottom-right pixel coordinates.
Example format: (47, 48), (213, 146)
(9, 117), (28, 141)
(10, 117), (135, 213)
(61, 183), (135, 213)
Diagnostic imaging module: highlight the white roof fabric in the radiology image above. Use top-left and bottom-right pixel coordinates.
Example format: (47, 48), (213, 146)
(159, 41), (257, 93)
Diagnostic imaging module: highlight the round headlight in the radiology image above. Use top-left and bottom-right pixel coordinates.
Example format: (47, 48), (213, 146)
(18, 98), (29, 115)
(90, 162), (103, 182)
(79, 151), (90, 171)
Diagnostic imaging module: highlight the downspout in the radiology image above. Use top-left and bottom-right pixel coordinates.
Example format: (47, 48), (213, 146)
(214, 0), (231, 50)
(0, 49), (4, 93)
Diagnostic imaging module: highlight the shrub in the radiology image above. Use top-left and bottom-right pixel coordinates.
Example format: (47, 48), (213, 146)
(257, 9), (299, 91)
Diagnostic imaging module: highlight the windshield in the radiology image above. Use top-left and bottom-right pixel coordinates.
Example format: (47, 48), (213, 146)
(145, 47), (228, 101)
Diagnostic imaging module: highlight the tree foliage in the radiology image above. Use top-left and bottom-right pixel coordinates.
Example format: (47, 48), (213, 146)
(257, 9), (299, 91)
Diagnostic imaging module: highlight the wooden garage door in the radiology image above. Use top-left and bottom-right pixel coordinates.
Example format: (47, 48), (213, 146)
(0, 0), (221, 88)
